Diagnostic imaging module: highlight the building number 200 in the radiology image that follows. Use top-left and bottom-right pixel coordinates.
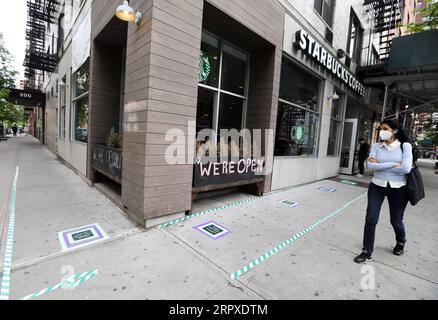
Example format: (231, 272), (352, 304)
(20, 93), (32, 98)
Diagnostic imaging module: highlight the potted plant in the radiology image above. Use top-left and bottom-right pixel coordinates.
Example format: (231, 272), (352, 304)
(106, 127), (122, 149)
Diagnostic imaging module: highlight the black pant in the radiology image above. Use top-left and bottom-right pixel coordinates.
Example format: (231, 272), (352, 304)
(358, 155), (367, 175)
(362, 183), (408, 254)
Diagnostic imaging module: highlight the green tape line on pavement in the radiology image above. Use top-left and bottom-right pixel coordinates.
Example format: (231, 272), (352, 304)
(158, 188), (288, 229)
(230, 192), (367, 281)
(0, 166), (19, 301)
(20, 269), (99, 300)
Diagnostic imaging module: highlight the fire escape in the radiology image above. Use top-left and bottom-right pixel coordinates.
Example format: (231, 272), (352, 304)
(23, 0), (59, 90)
(364, 0), (403, 62)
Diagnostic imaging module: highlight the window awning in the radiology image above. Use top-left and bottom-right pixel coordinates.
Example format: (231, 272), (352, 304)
(387, 30), (438, 73)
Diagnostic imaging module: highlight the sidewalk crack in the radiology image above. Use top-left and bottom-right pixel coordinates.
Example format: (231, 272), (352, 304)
(158, 227), (267, 300)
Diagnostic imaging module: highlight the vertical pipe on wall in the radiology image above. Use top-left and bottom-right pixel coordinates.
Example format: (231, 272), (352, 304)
(381, 82), (390, 121)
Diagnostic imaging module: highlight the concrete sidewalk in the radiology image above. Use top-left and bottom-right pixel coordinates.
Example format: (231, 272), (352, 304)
(1, 136), (437, 300)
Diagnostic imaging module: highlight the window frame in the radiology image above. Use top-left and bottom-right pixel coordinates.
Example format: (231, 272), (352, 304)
(371, 45), (379, 65)
(71, 61), (89, 144)
(197, 30), (250, 143)
(327, 91), (346, 157)
(58, 75), (67, 139)
(346, 9), (364, 64)
(57, 13), (65, 55)
(314, 0), (336, 29)
(275, 55), (323, 159)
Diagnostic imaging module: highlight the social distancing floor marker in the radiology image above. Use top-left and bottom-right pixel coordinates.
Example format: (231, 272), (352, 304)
(193, 221), (230, 240)
(279, 200), (299, 207)
(318, 186), (337, 193)
(0, 165), (19, 300)
(340, 180), (358, 186)
(230, 192), (367, 280)
(20, 269), (98, 300)
(58, 223), (109, 252)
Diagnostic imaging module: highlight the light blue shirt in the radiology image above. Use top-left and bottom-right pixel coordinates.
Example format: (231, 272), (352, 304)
(367, 140), (413, 188)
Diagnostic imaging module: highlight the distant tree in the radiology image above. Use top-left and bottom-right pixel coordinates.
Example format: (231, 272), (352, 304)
(0, 32), (24, 127)
(403, 0), (438, 33)
(418, 104), (438, 146)
(0, 103), (25, 127)
(0, 33), (17, 88)
(425, 119), (438, 145)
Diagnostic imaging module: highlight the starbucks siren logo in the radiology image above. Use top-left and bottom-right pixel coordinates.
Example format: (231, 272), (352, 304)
(198, 50), (211, 82)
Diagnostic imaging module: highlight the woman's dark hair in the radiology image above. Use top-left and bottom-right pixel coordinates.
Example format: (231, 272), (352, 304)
(380, 118), (411, 144)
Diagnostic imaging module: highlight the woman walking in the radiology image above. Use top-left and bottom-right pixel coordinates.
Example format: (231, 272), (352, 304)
(354, 119), (413, 263)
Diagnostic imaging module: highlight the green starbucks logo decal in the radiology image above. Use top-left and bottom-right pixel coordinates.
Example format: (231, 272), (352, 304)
(295, 126), (304, 141)
(198, 50), (211, 82)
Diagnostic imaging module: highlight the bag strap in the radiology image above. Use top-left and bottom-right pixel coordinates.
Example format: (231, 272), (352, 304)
(400, 142), (417, 167)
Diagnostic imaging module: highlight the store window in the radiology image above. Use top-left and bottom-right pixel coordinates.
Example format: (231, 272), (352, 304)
(275, 57), (321, 157)
(196, 87), (215, 133)
(370, 46), (379, 65)
(279, 59), (320, 112)
(347, 10), (363, 63)
(59, 75), (66, 139)
(197, 31), (249, 146)
(57, 13), (64, 53)
(72, 60), (89, 143)
(314, 0), (336, 27)
(327, 93), (344, 156)
(220, 43), (247, 96)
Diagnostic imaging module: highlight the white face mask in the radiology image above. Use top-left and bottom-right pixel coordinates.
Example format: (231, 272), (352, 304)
(380, 130), (393, 141)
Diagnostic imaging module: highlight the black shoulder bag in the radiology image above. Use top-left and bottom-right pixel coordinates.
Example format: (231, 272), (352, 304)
(401, 143), (425, 206)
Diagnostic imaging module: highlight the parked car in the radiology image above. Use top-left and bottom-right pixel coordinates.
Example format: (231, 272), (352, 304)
(75, 128), (88, 142)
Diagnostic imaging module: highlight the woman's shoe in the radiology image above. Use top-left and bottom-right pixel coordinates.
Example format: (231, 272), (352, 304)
(354, 251), (373, 264)
(393, 242), (405, 256)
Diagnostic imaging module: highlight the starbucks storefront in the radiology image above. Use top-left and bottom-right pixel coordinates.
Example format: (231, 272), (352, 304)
(271, 13), (366, 190)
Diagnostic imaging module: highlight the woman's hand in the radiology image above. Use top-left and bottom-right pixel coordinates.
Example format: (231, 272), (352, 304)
(368, 157), (379, 163)
(394, 162), (402, 168)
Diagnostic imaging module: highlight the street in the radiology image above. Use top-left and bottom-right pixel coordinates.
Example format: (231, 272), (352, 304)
(0, 135), (437, 300)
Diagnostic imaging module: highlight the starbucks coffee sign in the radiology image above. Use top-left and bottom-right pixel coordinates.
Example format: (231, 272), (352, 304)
(294, 30), (365, 97)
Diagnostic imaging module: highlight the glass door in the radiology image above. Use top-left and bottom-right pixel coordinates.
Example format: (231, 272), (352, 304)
(340, 119), (358, 175)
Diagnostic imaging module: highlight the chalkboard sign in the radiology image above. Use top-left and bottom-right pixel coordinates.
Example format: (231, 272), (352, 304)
(193, 157), (265, 188)
(92, 144), (122, 184)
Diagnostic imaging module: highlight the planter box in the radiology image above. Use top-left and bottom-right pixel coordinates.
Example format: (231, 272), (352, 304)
(92, 144), (122, 184)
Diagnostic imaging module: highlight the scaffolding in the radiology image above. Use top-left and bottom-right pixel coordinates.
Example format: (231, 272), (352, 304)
(364, 0), (403, 61)
(23, 0), (59, 89)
